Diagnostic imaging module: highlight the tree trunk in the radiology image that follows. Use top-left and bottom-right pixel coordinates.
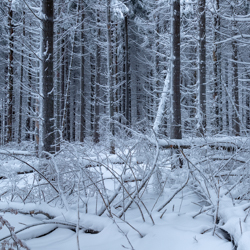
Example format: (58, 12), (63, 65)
(124, 15), (130, 127)
(7, 0), (14, 143)
(170, 0), (182, 140)
(18, 11), (25, 143)
(55, 8), (61, 151)
(42, 0), (55, 153)
(26, 55), (32, 141)
(213, 0), (220, 133)
(197, 0), (206, 135)
(107, 0), (115, 154)
(94, 10), (101, 144)
(231, 7), (240, 136)
(79, 1), (85, 142)
(170, 0), (182, 169)
(90, 52), (95, 135)
(232, 39), (240, 135)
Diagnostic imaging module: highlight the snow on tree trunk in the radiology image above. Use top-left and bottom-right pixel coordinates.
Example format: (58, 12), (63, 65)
(197, 0), (206, 135)
(153, 72), (170, 134)
(231, 13), (240, 136)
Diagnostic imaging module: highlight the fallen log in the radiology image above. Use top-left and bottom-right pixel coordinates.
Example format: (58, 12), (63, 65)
(153, 137), (247, 152)
(0, 220), (99, 242)
(0, 150), (36, 156)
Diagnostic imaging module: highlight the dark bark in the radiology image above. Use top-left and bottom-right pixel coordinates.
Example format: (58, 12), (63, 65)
(170, 0), (182, 140)
(232, 39), (240, 135)
(79, 2), (85, 142)
(198, 0), (206, 135)
(60, 34), (65, 130)
(107, 0), (115, 154)
(55, 13), (61, 151)
(7, 1), (14, 143)
(213, 0), (221, 132)
(231, 6), (240, 136)
(94, 11), (101, 144)
(124, 15), (130, 127)
(26, 55), (32, 141)
(90, 52), (95, 134)
(18, 12), (25, 144)
(42, 0), (55, 153)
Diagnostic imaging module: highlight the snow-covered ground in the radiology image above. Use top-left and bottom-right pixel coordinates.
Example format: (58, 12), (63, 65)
(0, 139), (249, 250)
(0, 190), (233, 250)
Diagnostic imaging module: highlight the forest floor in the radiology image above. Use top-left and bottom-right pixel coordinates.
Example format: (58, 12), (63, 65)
(0, 137), (249, 250)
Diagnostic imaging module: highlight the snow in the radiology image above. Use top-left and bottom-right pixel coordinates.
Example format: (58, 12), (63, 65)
(0, 141), (249, 249)
(0, 184), (233, 249)
(153, 72), (170, 135)
(0, 191), (234, 250)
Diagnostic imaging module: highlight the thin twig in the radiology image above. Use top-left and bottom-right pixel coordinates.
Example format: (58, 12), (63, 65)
(157, 171), (190, 212)
(1, 152), (59, 194)
(112, 213), (144, 238)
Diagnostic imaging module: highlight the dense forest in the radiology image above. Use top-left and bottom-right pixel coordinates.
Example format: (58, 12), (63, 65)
(1, 0), (250, 151)
(0, 0), (250, 249)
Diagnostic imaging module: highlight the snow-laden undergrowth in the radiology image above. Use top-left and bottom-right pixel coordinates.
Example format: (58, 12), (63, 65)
(0, 136), (249, 249)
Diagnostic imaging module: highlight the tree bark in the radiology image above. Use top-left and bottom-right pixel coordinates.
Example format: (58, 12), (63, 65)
(42, 0), (55, 153)
(213, 0), (221, 133)
(232, 39), (240, 135)
(170, 0), (182, 140)
(79, 1), (85, 142)
(107, 0), (115, 154)
(124, 15), (130, 127)
(94, 10), (101, 144)
(18, 11), (25, 143)
(26, 55), (32, 141)
(197, 0), (206, 135)
(90, 52), (95, 135)
(170, 0), (182, 168)
(231, 7), (240, 136)
(7, 0), (14, 143)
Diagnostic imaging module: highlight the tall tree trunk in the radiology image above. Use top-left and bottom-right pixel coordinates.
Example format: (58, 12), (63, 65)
(18, 11), (25, 143)
(94, 11), (101, 144)
(55, 9), (61, 151)
(124, 15), (130, 127)
(231, 7), (240, 136)
(70, 79), (76, 142)
(107, 0), (115, 154)
(26, 55), (32, 141)
(79, 1), (85, 142)
(170, 0), (182, 168)
(170, 0), (182, 140)
(232, 39), (240, 135)
(7, 0), (14, 143)
(61, 36), (65, 123)
(42, 0), (55, 153)
(213, 0), (220, 133)
(90, 52), (95, 135)
(65, 41), (70, 141)
(197, 0), (206, 135)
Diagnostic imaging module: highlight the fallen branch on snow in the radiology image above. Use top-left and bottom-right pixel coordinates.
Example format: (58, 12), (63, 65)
(0, 220), (99, 242)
